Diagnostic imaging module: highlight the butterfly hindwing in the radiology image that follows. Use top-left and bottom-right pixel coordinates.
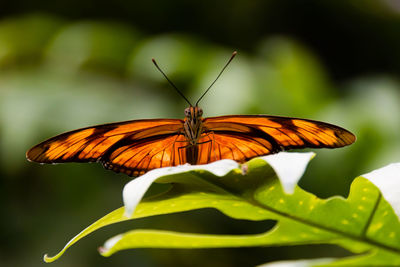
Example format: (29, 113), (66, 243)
(103, 134), (188, 176)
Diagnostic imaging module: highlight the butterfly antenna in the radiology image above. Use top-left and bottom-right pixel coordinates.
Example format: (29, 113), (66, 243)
(152, 58), (193, 106)
(195, 51), (237, 106)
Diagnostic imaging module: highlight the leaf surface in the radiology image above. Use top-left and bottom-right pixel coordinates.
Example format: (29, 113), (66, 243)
(44, 154), (400, 266)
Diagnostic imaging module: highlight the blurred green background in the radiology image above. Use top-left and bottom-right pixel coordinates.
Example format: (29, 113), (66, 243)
(1, 1), (400, 266)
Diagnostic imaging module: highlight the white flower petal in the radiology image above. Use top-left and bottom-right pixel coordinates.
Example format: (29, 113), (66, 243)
(362, 163), (400, 220)
(123, 152), (314, 216)
(259, 152), (315, 194)
(123, 160), (239, 217)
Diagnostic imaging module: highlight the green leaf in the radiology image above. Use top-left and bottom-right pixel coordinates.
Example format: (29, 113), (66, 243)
(43, 154), (400, 266)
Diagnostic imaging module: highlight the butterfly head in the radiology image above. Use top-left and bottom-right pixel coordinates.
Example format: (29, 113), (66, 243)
(184, 106), (203, 120)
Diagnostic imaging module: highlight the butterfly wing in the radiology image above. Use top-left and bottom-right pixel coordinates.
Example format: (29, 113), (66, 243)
(195, 115), (355, 163)
(26, 119), (185, 176)
(27, 115), (355, 176)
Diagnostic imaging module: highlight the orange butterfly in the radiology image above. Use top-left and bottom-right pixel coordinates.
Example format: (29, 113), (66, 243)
(26, 52), (355, 177)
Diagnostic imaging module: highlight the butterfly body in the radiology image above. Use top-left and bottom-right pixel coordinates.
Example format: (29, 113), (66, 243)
(183, 106), (204, 165)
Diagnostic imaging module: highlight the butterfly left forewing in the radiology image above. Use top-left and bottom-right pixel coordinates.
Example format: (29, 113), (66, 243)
(26, 119), (184, 167)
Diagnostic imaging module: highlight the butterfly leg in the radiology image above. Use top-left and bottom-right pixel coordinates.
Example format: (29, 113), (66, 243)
(209, 131), (217, 162)
(176, 133), (218, 165)
(171, 134), (186, 166)
(173, 137), (191, 164)
(177, 143), (193, 165)
(199, 131), (217, 162)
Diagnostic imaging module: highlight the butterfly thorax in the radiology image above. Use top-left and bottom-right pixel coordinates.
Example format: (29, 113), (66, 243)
(183, 106), (204, 146)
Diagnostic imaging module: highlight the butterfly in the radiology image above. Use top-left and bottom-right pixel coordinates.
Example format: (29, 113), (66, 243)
(26, 51), (356, 177)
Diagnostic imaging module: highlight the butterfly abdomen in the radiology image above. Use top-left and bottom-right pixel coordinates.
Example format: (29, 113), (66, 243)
(185, 145), (199, 165)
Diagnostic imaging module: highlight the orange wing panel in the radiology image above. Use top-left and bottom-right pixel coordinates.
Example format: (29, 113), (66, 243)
(104, 134), (189, 176)
(195, 132), (273, 164)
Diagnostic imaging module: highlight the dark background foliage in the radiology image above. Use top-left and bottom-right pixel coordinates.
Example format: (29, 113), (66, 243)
(1, 1), (399, 266)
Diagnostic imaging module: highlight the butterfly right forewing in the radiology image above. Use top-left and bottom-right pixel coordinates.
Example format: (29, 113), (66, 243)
(197, 115), (356, 164)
